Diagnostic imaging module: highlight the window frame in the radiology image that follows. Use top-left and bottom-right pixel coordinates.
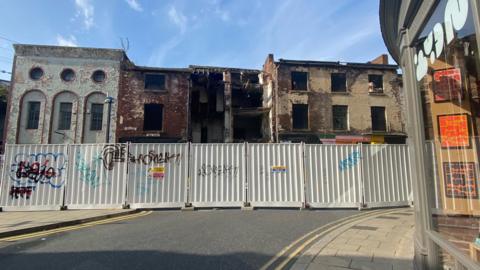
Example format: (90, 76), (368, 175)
(143, 103), (164, 131)
(57, 102), (73, 130)
(292, 103), (309, 130)
(368, 74), (384, 93)
(91, 70), (106, 84)
(26, 101), (41, 130)
(60, 68), (76, 83)
(291, 71), (308, 91)
(89, 103), (104, 131)
(332, 105), (349, 131)
(29, 67), (44, 81)
(331, 73), (347, 93)
(371, 106), (387, 132)
(144, 73), (167, 91)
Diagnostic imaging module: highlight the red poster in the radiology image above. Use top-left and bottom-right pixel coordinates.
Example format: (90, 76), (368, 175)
(433, 68), (462, 102)
(443, 162), (478, 199)
(438, 114), (470, 148)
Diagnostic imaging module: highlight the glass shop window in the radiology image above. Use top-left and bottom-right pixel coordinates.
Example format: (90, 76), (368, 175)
(414, 0), (480, 262)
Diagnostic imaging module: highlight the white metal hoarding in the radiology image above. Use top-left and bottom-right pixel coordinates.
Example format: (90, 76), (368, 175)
(362, 144), (412, 208)
(189, 144), (245, 207)
(248, 143), (304, 207)
(127, 143), (188, 208)
(0, 144), (68, 211)
(65, 144), (128, 209)
(304, 144), (362, 208)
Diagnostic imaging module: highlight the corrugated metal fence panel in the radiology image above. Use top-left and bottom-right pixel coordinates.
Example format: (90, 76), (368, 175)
(304, 144), (362, 208)
(127, 143), (188, 208)
(65, 144), (128, 209)
(248, 143), (304, 207)
(189, 144), (245, 207)
(0, 144), (68, 211)
(362, 144), (412, 208)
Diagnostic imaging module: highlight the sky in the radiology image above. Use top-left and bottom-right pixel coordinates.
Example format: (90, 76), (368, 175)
(0, 0), (392, 81)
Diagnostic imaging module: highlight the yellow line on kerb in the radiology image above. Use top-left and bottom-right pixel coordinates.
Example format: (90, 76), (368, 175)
(0, 210), (152, 242)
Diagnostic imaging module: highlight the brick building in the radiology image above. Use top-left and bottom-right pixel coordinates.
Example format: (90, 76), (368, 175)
(263, 54), (406, 144)
(3, 44), (406, 145)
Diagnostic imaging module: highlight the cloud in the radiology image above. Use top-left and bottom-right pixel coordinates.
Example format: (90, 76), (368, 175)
(75, 0), (94, 29)
(168, 6), (187, 34)
(125, 0), (142, 12)
(56, 35), (78, 47)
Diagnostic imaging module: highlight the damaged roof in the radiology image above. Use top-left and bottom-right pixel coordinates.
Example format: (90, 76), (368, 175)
(277, 59), (398, 70)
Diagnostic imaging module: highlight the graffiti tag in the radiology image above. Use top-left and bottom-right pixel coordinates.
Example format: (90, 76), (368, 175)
(129, 151), (181, 165)
(102, 144), (127, 171)
(75, 151), (105, 188)
(339, 151), (361, 171)
(197, 164), (239, 177)
(9, 186), (34, 199)
(10, 153), (66, 188)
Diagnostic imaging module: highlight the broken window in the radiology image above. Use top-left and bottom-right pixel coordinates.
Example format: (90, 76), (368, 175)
(331, 73), (347, 92)
(368, 74), (383, 93)
(292, 104), (308, 129)
(332, 105), (348, 130)
(291, 71), (308, 90)
(371, 106), (386, 131)
(58, 102), (72, 130)
(26, 101), (41, 129)
(144, 104), (163, 131)
(90, 103), (104, 131)
(144, 74), (166, 90)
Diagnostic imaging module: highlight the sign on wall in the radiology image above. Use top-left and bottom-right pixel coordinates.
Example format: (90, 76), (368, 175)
(433, 68), (463, 102)
(443, 162), (478, 199)
(438, 114), (470, 148)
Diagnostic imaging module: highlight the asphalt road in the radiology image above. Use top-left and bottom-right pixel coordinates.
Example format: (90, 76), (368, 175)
(0, 209), (357, 270)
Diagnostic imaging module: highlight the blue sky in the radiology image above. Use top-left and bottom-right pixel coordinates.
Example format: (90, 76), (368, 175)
(0, 0), (391, 81)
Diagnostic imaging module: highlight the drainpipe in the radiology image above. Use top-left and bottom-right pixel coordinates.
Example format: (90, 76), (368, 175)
(104, 95), (114, 143)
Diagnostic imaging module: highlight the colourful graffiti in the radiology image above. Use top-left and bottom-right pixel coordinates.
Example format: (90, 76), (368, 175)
(75, 151), (107, 188)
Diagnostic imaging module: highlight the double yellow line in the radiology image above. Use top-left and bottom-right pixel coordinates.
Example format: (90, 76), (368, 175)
(0, 210), (152, 242)
(261, 208), (407, 270)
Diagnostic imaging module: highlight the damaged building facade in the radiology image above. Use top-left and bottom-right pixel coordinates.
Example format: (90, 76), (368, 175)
(4, 44), (406, 146)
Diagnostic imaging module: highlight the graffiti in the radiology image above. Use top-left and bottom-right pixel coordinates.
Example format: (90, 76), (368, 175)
(75, 151), (106, 188)
(272, 166), (287, 173)
(339, 151), (361, 171)
(197, 164), (238, 177)
(102, 144), (126, 171)
(10, 153), (66, 188)
(9, 186), (34, 199)
(128, 151), (181, 165)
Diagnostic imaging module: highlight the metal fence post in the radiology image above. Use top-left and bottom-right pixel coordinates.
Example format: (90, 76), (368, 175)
(185, 141), (192, 207)
(359, 143), (366, 210)
(123, 142), (131, 209)
(244, 142), (249, 207)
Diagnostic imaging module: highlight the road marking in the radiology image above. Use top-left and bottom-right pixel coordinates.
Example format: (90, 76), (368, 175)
(0, 210), (152, 242)
(260, 209), (403, 270)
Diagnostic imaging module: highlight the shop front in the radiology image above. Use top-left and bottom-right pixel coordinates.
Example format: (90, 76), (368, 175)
(380, 0), (480, 269)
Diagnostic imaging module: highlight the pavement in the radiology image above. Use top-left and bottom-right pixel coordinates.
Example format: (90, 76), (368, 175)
(291, 208), (414, 270)
(0, 209), (137, 238)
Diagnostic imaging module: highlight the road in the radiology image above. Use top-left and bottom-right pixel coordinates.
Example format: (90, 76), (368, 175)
(0, 209), (358, 270)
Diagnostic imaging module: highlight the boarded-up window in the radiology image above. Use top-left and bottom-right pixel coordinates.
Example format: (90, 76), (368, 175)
(332, 105), (348, 130)
(26, 101), (40, 129)
(58, 102), (72, 130)
(90, 103), (104, 131)
(292, 104), (308, 129)
(371, 106), (386, 131)
(291, 72), (308, 90)
(331, 73), (347, 92)
(144, 74), (166, 90)
(144, 104), (163, 131)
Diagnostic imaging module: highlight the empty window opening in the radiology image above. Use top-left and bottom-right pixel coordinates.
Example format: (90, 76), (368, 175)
(30, 67), (44, 81)
(144, 104), (163, 131)
(333, 105), (348, 130)
(371, 106), (387, 131)
(291, 72), (308, 90)
(292, 104), (308, 129)
(58, 102), (73, 130)
(331, 73), (347, 92)
(144, 74), (166, 90)
(90, 103), (104, 131)
(368, 74), (383, 92)
(26, 101), (41, 129)
(232, 88), (262, 108)
(92, 70), (106, 83)
(61, 69), (75, 82)
(233, 115), (262, 141)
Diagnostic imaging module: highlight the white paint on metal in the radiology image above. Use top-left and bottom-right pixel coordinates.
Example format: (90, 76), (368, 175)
(248, 143), (304, 207)
(189, 143), (245, 207)
(304, 144), (362, 208)
(127, 143), (188, 208)
(65, 144), (128, 209)
(0, 144), (68, 211)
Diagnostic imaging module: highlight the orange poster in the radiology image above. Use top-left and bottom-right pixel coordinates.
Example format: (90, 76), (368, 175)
(438, 114), (470, 148)
(433, 68), (462, 102)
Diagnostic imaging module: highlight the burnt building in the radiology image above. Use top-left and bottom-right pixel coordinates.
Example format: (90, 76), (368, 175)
(263, 54), (406, 144)
(189, 66), (271, 143)
(117, 62), (190, 143)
